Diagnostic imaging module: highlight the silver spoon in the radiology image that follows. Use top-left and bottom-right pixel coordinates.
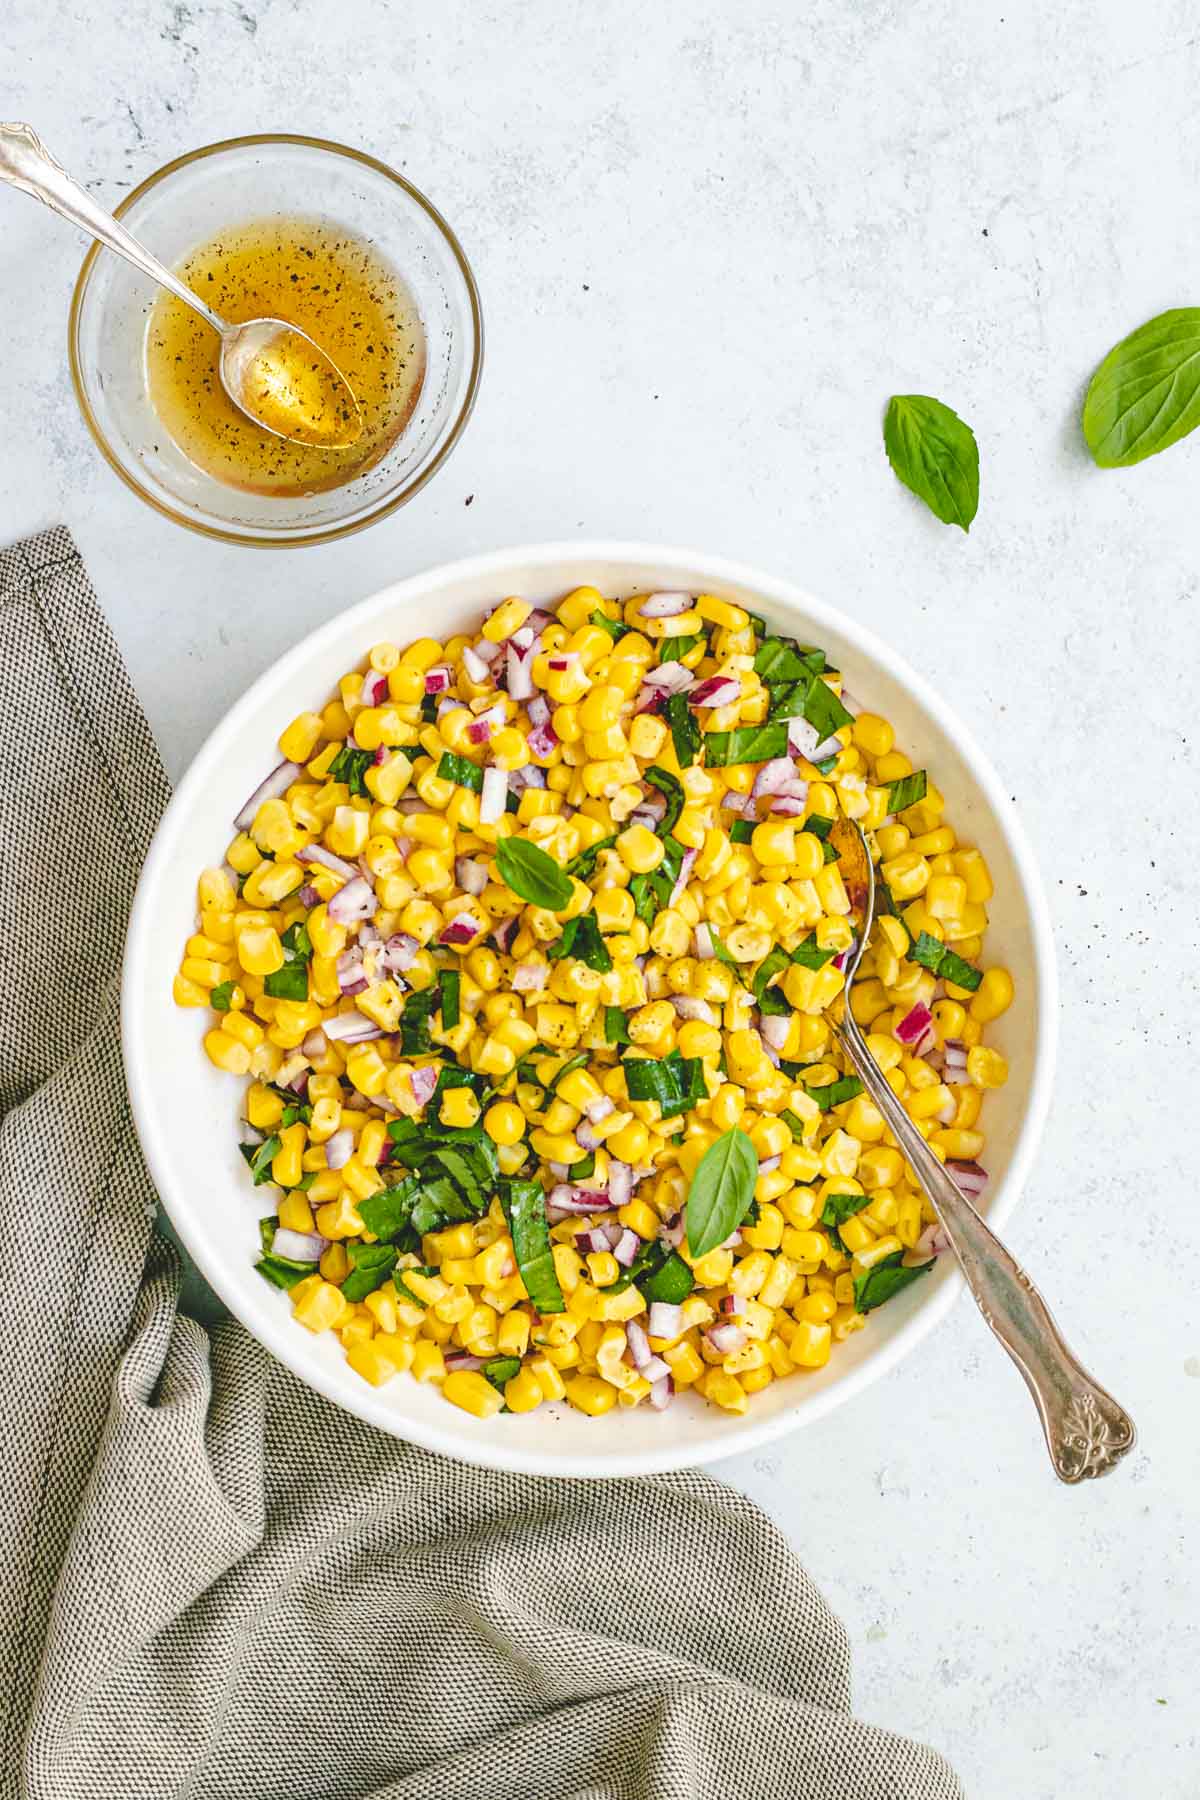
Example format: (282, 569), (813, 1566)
(0, 121), (363, 450)
(828, 815), (1136, 1482)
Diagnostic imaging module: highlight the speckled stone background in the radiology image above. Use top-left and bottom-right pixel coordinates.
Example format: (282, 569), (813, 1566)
(3, 4), (1198, 1795)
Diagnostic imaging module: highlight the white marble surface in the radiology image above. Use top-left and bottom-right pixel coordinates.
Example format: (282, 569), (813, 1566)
(3, 3), (1198, 1793)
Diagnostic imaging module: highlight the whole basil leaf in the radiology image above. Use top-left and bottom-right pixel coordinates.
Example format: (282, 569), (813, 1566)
(1083, 308), (1200, 468)
(883, 394), (979, 532)
(496, 836), (573, 911)
(685, 1127), (758, 1259)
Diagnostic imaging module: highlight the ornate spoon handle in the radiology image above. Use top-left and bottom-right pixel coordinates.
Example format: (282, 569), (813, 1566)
(835, 1014), (1136, 1482)
(0, 121), (226, 333)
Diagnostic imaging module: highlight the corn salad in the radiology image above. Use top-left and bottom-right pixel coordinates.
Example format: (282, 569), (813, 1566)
(174, 586), (1013, 1423)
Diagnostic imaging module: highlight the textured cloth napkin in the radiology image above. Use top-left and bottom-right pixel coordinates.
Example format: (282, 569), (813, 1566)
(0, 525), (963, 1800)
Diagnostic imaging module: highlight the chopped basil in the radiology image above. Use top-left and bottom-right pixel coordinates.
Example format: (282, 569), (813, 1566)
(854, 1251), (934, 1313)
(820, 1191), (871, 1251)
(790, 932), (836, 971)
(623, 1048), (706, 1119)
(753, 947), (791, 1014)
(658, 633), (702, 664)
(264, 918), (312, 1002)
(437, 750), (483, 794)
(753, 638), (826, 683)
(805, 1075), (864, 1112)
(210, 980), (236, 1011)
(255, 1254), (315, 1290)
(744, 609), (769, 639)
(907, 930), (982, 992)
(814, 754), (839, 775)
(629, 834), (686, 925)
(483, 1355), (523, 1390)
(420, 694), (440, 723)
(781, 1109), (811, 1143)
(886, 770), (928, 814)
(613, 1237), (695, 1303)
(571, 1150), (596, 1180)
(439, 969), (461, 1029)
(341, 1241), (399, 1302)
(239, 1135), (281, 1185)
(328, 743), (374, 796)
(803, 677), (854, 743)
(703, 722), (790, 767)
(496, 837), (574, 911)
(546, 1051), (591, 1092)
(399, 986), (439, 1055)
(590, 609), (626, 642)
(547, 911), (612, 972)
(685, 1127), (758, 1258)
(500, 1178), (564, 1315)
(665, 692), (702, 768)
(803, 812), (833, 841)
(729, 818), (755, 844)
(433, 1064), (489, 1101)
(357, 1175), (421, 1240)
(394, 1266), (436, 1308)
(605, 1006), (631, 1046)
(644, 765), (685, 834)
(409, 1178), (475, 1236)
(280, 1101), (313, 1129)
(706, 928), (741, 975)
(566, 833), (618, 880)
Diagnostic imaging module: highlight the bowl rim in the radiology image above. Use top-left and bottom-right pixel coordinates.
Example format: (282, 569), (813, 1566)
(122, 540), (1059, 1476)
(67, 131), (484, 548)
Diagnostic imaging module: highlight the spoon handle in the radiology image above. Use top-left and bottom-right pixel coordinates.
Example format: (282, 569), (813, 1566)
(834, 1015), (1136, 1482)
(0, 121), (226, 335)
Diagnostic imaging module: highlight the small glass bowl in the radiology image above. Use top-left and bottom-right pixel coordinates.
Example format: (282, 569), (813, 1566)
(69, 134), (482, 547)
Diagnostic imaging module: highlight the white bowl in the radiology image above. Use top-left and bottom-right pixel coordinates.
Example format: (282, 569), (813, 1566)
(123, 543), (1057, 1477)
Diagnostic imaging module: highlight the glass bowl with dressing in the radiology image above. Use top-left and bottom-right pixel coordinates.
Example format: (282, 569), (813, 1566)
(69, 135), (482, 547)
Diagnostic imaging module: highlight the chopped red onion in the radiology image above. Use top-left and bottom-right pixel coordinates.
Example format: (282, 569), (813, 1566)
(833, 938), (858, 972)
(759, 1012), (791, 1051)
(768, 793), (807, 817)
(634, 686), (667, 716)
(574, 1120), (601, 1152)
(336, 947), (364, 988)
(511, 961), (547, 992)
(526, 693), (552, 729)
(436, 695), (459, 720)
(720, 788), (750, 816)
(378, 931), (420, 975)
(648, 1373), (674, 1411)
(660, 1210), (685, 1250)
(584, 1094), (615, 1125)
(439, 912), (484, 946)
(301, 1027), (327, 1059)
(668, 847), (697, 907)
(506, 643), (534, 700)
(895, 1001), (936, 1055)
(839, 688), (864, 718)
(719, 1294), (744, 1316)
(466, 702), (506, 745)
(443, 1351), (485, 1372)
(324, 1127), (354, 1170)
(321, 1013), (384, 1044)
(626, 1319), (652, 1368)
(455, 855), (490, 896)
(480, 765), (508, 825)
(638, 591), (692, 618)
(607, 1160), (634, 1210)
(271, 1226), (328, 1262)
(647, 1301), (682, 1340)
(758, 1154), (782, 1175)
(751, 756), (798, 802)
(298, 882), (321, 908)
(547, 1184), (613, 1215)
(688, 675), (741, 709)
(573, 1226), (611, 1256)
(786, 716), (822, 760)
(472, 635), (502, 664)
(946, 1159), (989, 1197)
(492, 915), (519, 954)
(612, 1228), (641, 1267)
(327, 876), (377, 924)
(461, 644), (492, 685)
(296, 843), (359, 884)
(409, 1065), (438, 1109)
(526, 722), (558, 761)
(911, 1221), (951, 1261)
(693, 923), (715, 960)
(641, 660), (695, 692)
(424, 665), (453, 695)
(640, 1354), (671, 1385)
(705, 1322), (746, 1355)
(234, 760), (302, 831)
(671, 994), (716, 1025)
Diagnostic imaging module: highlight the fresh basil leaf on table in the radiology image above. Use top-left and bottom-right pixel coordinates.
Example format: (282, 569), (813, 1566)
(883, 393), (979, 531)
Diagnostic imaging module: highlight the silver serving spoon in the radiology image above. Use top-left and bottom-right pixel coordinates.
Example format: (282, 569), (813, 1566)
(828, 815), (1136, 1482)
(0, 121), (363, 450)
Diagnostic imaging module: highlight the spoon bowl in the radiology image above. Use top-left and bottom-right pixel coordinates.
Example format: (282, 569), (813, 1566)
(0, 121), (362, 450)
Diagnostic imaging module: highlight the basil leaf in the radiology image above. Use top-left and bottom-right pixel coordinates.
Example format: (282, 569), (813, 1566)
(548, 912), (611, 972)
(624, 1049), (705, 1119)
(590, 610), (626, 642)
(605, 1006), (631, 1046)
(803, 813), (833, 841)
(665, 692), (702, 768)
(566, 833), (618, 881)
(744, 608), (768, 639)
(500, 1178), (565, 1315)
(820, 1191), (871, 1250)
(210, 980), (236, 1011)
(281, 920), (312, 959)
(886, 770), (927, 814)
(394, 1265), (436, 1308)
(802, 677), (854, 743)
(706, 928), (742, 977)
(437, 751), (483, 794)
(790, 932), (835, 971)
(613, 1238), (695, 1303)
(644, 765), (684, 834)
(1083, 308), (1200, 468)
(240, 1136), (281, 1185)
(883, 394), (979, 532)
(703, 722), (789, 767)
(256, 1254), (315, 1290)
(263, 959), (309, 1002)
(729, 818), (755, 844)
(685, 1127), (758, 1258)
(399, 986), (439, 1055)
(439, 969), (461, 1029)
(781, 1109), (811, 1143)
(340, 1241), (398, 1302)
(753, 638), (825, 683)
(805, 1075), (864, 1112)
(357, 1175), (421, 1240)
(906, 931), (983, 992)
(496, 837), (573, 911)
(854, 1251), (933, 1313)
(659, 633), (702, 664)
(483, 1355), (523, 1390)
(752, 947), (791, 1011)
(328, 744), (374, 796)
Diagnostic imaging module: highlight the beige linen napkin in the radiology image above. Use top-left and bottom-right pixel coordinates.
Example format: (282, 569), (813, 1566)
(0, 526), (963, 1800)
